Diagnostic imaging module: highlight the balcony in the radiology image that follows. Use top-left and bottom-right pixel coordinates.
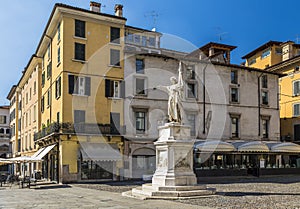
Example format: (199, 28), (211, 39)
(34, 122), (126, 141)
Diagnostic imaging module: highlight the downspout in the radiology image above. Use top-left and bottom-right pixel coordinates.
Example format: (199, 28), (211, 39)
(258, 73), (264, 137)
(202, 64), (208, 134)
(45, 35), (53, 124)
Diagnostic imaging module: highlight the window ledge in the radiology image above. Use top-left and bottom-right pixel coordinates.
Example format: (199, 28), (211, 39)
(230, 101), (240, 104)
(261, 104), (269, 107)
(57, 62), (61, 67)
(108, 65), (121, 68)
(109, 42), (121, 46)
(73, 36), (87, 41)
(56, 96), (61, 100)
(72, 59), (87, 64)
(108, 97), (122, 100)
(134, 94), (148, 98)
(57, 39), (61, 45)
(72, 94), (89, 97)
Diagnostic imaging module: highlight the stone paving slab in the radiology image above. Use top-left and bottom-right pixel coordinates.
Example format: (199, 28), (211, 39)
(0, 184), (209, 209)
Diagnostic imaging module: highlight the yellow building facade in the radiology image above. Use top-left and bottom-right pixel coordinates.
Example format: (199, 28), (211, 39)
(244, 40), (300, 143)
(8, 3), (127, 183)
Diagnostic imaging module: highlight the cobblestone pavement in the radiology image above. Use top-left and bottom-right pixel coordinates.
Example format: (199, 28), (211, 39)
(74, 175), (300, 209)
(0, 183), (204, 209)
(1, 176), (300, 209)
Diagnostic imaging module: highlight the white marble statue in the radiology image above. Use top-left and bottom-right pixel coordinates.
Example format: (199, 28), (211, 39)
(157, 62), (184, 123)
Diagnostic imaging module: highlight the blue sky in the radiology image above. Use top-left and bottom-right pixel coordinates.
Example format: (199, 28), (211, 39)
(1, 0), (299, 104)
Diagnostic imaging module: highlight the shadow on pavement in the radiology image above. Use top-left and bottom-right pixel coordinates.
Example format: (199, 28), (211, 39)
(218, 191), (300, 197)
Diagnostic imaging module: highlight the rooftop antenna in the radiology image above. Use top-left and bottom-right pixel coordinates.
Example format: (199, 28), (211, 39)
(144, 11), (159, 31)
(214, 26), (228, 43)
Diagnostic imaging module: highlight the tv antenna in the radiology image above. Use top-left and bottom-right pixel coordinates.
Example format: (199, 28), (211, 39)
(144, 11), (160, 31)
(214, 27), (228, 43)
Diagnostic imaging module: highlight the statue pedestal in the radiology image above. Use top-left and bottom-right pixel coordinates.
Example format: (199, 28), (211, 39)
(123, 123), (216, 199)
(152, 122), (197, 187)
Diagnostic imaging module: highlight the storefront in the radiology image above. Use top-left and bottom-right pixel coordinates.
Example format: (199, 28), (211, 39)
(194, 140), (300, 177)
(79, 142), (122, 181)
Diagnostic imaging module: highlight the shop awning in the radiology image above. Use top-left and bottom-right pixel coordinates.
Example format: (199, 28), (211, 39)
(267, 142), (300, 153)
(195, 140), (235, 152)
(80, 142), (122, 161)
(9, 156), (42, 162)
(31, 147), (46, 158)
(34, 144), (56, 160)
(235, 141), (269, 152)
(0, 158), (13, 165)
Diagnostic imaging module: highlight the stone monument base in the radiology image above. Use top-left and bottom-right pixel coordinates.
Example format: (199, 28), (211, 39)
(123, 183), (216, 200)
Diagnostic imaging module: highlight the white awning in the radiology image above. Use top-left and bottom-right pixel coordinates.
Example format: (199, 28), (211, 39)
(235, 141), (269, 152)
(9, 156), (41, 162)
(80, 142), (122, 161)
(31, 147), (46, 158)
(195, 140), (235, 152)
(34, 144), (56, 160)
(268, 142), (300, 153)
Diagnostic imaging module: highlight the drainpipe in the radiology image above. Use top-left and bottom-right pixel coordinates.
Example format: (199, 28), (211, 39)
(202, 64), (208, 134)
(45, 35), (53, 124)
(258, 73), (264, 137)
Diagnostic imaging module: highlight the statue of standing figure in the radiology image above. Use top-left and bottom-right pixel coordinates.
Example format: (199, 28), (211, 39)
(157, 61), (184, 123)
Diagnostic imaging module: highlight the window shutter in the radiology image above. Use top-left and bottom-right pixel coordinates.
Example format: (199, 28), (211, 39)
(85, 77), (91, 96)
(120, 80), (125, 98)
(105, 79), (111, 97)
(55, 80), (58, 98)
(68, 75), (75, 94)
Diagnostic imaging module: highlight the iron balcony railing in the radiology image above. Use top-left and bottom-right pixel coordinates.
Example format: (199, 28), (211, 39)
(34, 122), (126, 141)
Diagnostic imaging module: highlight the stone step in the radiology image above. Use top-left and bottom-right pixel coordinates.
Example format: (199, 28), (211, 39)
(142, 184), (207, 191)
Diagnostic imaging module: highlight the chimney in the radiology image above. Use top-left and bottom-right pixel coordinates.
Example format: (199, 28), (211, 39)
(114, 4), (123, 17)
(90, 1), (101, 13)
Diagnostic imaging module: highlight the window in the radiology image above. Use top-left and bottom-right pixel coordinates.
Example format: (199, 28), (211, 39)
(33, 81), (36, 95)
(29, 109), (31, 125)
(230, 115), (239, 138)
(110, 49), (120, 66)
(57, 112), (60, 124)
(187, 83), (196, 98)
(142, 36), (147, 46)
(26, 93), (28, 104)
(47, 90), (51, 107)
(293, 80), (300, 96)
(0, 116), (6, 124)
(125, 32), (133, 43)
(294, 104), (300, 116)
(33, 105), (36, 122)
(186, 66), (195, 80)
(261, 91), (268, 105)
(262, 118), (269, 138)
(47, 62), (52, 79)
(29, 88), (32, 100)
(105, 80), (120, 98)
(42, 72), (45, 87)
(47, 44), (51, 60)
(230, 87), (239, 103)
(275, 48), (282, 54)
(55, 76), (61, 99)
(57, 22), (61, 41)
(249, 58), (256, 65)
(261, 75), (268, 88)
(110, 27), (120, 44)
(75, 43), (85, 61)
(41, 96), (44, 113)
(136, 78), (146, 95)
(57, 47), (61, 64)
(149, 37), (155, 47)
(74, 110), (85, 123)
(68, 75), (91, 96)
(136, 59), (144, 74)
(261, 49), (271, 59)
(135, 111), (146, 133)
(134, 34), (140, 44)
(187, 114), (196, 136)
(75, 19), (85, 38)
(231, 70), (238, 84)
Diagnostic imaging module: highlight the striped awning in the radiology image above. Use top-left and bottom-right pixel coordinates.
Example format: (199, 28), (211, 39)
(195, 140), (235, 152)
(235, 141), (269, 152)
(268, 142), (300, 153)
